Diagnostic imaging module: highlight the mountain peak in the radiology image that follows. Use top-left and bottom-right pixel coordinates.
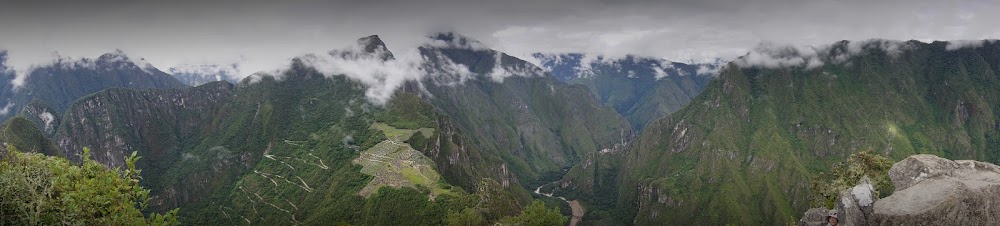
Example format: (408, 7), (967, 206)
(427, 32), (488, 50)
(93, 49), (160, 75)
(96, 49), (131, 64)
(356, 35), (391, 57)
(329, 35), (395, 61)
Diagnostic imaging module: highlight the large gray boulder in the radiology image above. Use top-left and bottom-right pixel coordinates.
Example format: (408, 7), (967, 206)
(834, 176), (877, 226)
(872, 154), (1000, 225)
(797, 208), (829, 226)
(887, 154), (961, 191)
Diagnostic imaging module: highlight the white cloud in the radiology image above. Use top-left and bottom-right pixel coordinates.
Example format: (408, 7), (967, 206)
(735, 43), (815, 69)
(486, 51), (545, 83)
(11, 72), (27, 91)
(652, 66), (668, 79)
(736, 39), (915, 69)
(0, 101), (13, 116)
(9, 52), (93, 90)
(248, 35), (544, 104)
(39, 111), (54, 132)
(945, 39), (996, 51)
(422, 52), (475, 86)
(169, 63), (242, 84)
(696, 64), (721, 77)
(298, 46), (427, 105)
(805, 57), (824, 69)
(2, 0), (999, 83)
(7, 50), (166, 91)
(424, 35), (491, 51)
(487, 52), (514, 82)
(575, 54), (599, 78)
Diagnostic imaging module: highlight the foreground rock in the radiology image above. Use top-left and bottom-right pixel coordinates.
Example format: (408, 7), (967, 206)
(872, 154), (1000, 225)
(801, 154), (1000, 226)
(836, 176), (877, 226)
(797, 208), (829, 226)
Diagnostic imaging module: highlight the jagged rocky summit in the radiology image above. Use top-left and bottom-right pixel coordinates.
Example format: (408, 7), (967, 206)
(799, 154), (1000, 226)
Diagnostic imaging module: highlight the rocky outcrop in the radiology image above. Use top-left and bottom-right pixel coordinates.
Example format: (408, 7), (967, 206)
(835, 176), (877, 226)
(798, 176), (878, 226)
(797, 208), (829, 226)
(872, 155), (1000, 225)
(799, 154), (1000, 226)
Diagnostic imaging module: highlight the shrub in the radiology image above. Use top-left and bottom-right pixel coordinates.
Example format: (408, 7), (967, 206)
(810, 150), (894, 209)
(0, 146), (178, 225)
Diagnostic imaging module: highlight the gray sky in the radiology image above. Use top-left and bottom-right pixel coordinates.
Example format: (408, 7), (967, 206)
(1, 0), (997, 79)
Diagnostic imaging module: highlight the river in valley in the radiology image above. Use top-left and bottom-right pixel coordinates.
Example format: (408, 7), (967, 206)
(534, 184), (584, 226)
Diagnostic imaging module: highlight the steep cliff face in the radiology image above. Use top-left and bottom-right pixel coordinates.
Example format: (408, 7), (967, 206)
(55, 81), (233, 175)
(404, 96), (523, 194)
(610, 40), (1000, 225)
(419, 33), (633, 184)
(17, 100), (60, 138)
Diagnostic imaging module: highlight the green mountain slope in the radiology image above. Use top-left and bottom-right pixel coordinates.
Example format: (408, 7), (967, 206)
(51, 35), (540, 225)
(610, 40), (1000, 225)
(0, 116), (60, 157)
(419, 33), (632, 186)
(533, 54), (716, 130)
(55, 81), (234, 178)
(161, 59), (527, 225)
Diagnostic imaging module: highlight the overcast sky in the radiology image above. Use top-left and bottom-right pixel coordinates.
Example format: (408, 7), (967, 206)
(1, 0), (997, 79)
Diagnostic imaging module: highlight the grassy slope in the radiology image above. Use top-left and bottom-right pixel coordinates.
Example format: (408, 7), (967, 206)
(0, 116), (61, 157)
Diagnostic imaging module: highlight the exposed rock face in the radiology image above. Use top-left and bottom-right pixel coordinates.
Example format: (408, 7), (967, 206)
(872, 155), (1000, 225)
(887, 154), (963, 191)
(56, 82), (233, 169)
(801, 154), (1000, 226)
(797, 208), (829, 226)
(834, 176), (877, 226)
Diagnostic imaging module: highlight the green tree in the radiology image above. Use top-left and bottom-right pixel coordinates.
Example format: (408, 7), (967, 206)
(446, 207), (486, 226)
(497, 200), (567, 226)
(0, 146), (178, 225)
(810, 150), (895, 208)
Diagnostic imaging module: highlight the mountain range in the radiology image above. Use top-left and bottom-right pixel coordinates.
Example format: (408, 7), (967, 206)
(533, 53), (717, 130)
(543, 39), (1000, 225)
(168, 64), (242, 86)
(1, 35), (998, 225)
